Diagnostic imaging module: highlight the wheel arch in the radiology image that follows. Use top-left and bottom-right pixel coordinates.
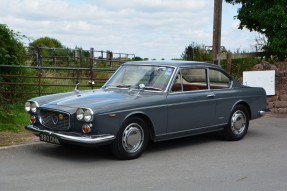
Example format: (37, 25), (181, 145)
(232, 100), (251, 118)
(124, 112), (156, 142)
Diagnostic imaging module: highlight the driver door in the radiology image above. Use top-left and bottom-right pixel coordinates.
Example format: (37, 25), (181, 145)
(166, 67), (216, 133)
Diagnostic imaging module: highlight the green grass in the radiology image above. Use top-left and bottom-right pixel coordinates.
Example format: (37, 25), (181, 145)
(0, 103), (29, 132)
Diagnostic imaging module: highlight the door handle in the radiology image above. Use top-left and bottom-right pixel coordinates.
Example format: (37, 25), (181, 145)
(207, 93), (215, 98)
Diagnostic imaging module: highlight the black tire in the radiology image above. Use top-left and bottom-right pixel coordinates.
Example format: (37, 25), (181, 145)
(223, 105), (249, 141)
(111, 117), (149, 160)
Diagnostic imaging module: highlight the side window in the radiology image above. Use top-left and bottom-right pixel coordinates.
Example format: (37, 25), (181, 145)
(171, 68), (207, 92)
(209, 69), (231, 89)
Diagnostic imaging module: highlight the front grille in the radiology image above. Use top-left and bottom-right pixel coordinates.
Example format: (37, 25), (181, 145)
(39, 109), (70, 130)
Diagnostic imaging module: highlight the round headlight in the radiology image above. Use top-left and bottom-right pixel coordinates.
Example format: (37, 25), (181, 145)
(84, 109), (93, 122)
(76, 108), (84, 121)
(25, 102), (31, 112)
(31, 102), (39, 113)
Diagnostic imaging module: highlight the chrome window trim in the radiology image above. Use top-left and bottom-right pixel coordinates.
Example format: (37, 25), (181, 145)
(168, 66), (209, 94)
(104, 64), (177, 93)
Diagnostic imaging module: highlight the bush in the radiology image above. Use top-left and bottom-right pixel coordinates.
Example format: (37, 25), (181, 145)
(221, 58), (261, 80)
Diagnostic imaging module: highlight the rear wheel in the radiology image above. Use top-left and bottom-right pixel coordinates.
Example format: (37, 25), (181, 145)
(111, 117), (149, 160)
(223, 105), (249, 141)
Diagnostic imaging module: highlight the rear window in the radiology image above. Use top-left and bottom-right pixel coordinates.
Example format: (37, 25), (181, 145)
(209, 69), (230, 89)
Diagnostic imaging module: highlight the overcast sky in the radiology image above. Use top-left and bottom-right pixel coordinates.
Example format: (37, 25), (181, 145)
(1, 0), (258, 60)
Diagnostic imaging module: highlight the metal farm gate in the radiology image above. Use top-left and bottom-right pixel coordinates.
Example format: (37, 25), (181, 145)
(0, 47), (135, 101)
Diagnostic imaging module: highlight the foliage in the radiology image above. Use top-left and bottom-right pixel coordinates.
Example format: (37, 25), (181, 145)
(0, 24), (31, 102)
(29, 37), (64, 48)
(28, 37), (67, 63)
(221, 57), (261, 80)
(0, 24), (26, 66)
(181, 42), (212, 62)
(225, 0), (287, 60)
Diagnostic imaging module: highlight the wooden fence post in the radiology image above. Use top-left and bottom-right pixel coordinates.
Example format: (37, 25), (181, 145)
(226, 52), (232, 74)
(90, 48), (94, 89)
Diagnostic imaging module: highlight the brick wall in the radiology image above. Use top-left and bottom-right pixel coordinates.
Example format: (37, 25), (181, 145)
(253, 62), (287, 113)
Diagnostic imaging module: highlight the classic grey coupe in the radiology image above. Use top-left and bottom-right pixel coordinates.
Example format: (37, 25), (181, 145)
(25, 61), (267, 159)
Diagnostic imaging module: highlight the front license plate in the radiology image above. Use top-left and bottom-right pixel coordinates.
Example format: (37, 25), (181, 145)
(39, 134), (60, 144)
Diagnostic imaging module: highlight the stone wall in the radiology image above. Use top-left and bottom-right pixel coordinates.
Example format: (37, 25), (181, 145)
(253, 62), (287, 113)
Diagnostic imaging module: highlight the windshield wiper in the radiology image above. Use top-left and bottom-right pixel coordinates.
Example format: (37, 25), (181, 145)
(116, 84), (131, 88)
(135, 84), (163, 92)
(104, 84), (131, 89)
(144, 86), (163, 91)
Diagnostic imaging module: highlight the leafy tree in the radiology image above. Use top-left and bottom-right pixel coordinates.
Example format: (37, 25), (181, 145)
(29, 37), (64, 48)
(225, 0), (287, 60)
(0, 25), (31, 104)
(0, 24), (27, 76)
(0, 24), (26, 66)
(29, 37), (66, 62)
(181, 42), (212, 61)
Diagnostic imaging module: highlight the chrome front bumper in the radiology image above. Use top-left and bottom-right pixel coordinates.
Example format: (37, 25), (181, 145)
(25, 125), (115, 145)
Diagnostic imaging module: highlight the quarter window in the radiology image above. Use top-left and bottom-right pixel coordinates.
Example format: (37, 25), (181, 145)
(209, 69), (230, 89)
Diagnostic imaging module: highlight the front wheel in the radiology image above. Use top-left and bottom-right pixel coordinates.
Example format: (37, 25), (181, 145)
(223, 105), (249, 141)
(111, 117), (149, 160)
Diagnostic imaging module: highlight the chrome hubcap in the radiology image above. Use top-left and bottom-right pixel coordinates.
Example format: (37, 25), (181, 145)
(122, 123), (144, 153)
(231, 110), (246, 135)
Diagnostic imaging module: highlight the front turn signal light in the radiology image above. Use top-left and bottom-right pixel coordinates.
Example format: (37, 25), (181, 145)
(82, 124), (91, 134)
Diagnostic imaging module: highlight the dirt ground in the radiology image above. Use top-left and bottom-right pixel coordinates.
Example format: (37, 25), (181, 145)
(0, 129), (39, 147)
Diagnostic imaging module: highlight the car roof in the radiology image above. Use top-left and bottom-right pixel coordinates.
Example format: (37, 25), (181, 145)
(122, 60), (236, 83)
(123, 61), (223, 69)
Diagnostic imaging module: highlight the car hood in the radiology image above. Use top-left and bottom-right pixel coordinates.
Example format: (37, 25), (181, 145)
(31, 89), (166, 114)
(42, 90), (131, 109)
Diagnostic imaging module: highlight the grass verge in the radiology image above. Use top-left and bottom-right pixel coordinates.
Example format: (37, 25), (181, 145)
(0, 103), (37, 146)
(0, 103), (29, 132)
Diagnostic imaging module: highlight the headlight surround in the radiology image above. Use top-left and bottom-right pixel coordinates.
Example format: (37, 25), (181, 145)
(25, 102), (31, 112)
(76, 108), (84, 121)
(84, 108), (93, 122)
(30, 102), (39, 113)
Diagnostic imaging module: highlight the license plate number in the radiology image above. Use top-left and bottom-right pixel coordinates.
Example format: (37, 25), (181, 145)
(40, 134), (60, 144)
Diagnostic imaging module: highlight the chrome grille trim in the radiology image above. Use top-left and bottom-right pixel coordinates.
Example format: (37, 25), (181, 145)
(39, 109), (70, 130)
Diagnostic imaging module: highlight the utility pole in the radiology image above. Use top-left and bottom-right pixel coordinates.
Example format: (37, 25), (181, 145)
(212, 0), (223, 65)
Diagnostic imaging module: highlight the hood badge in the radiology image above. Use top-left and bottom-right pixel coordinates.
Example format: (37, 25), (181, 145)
(52, 114), (63, 125)
(58, 114), (63, 120)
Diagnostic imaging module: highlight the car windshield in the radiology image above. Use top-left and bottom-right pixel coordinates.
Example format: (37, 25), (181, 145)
(105, 65), (175, 91)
